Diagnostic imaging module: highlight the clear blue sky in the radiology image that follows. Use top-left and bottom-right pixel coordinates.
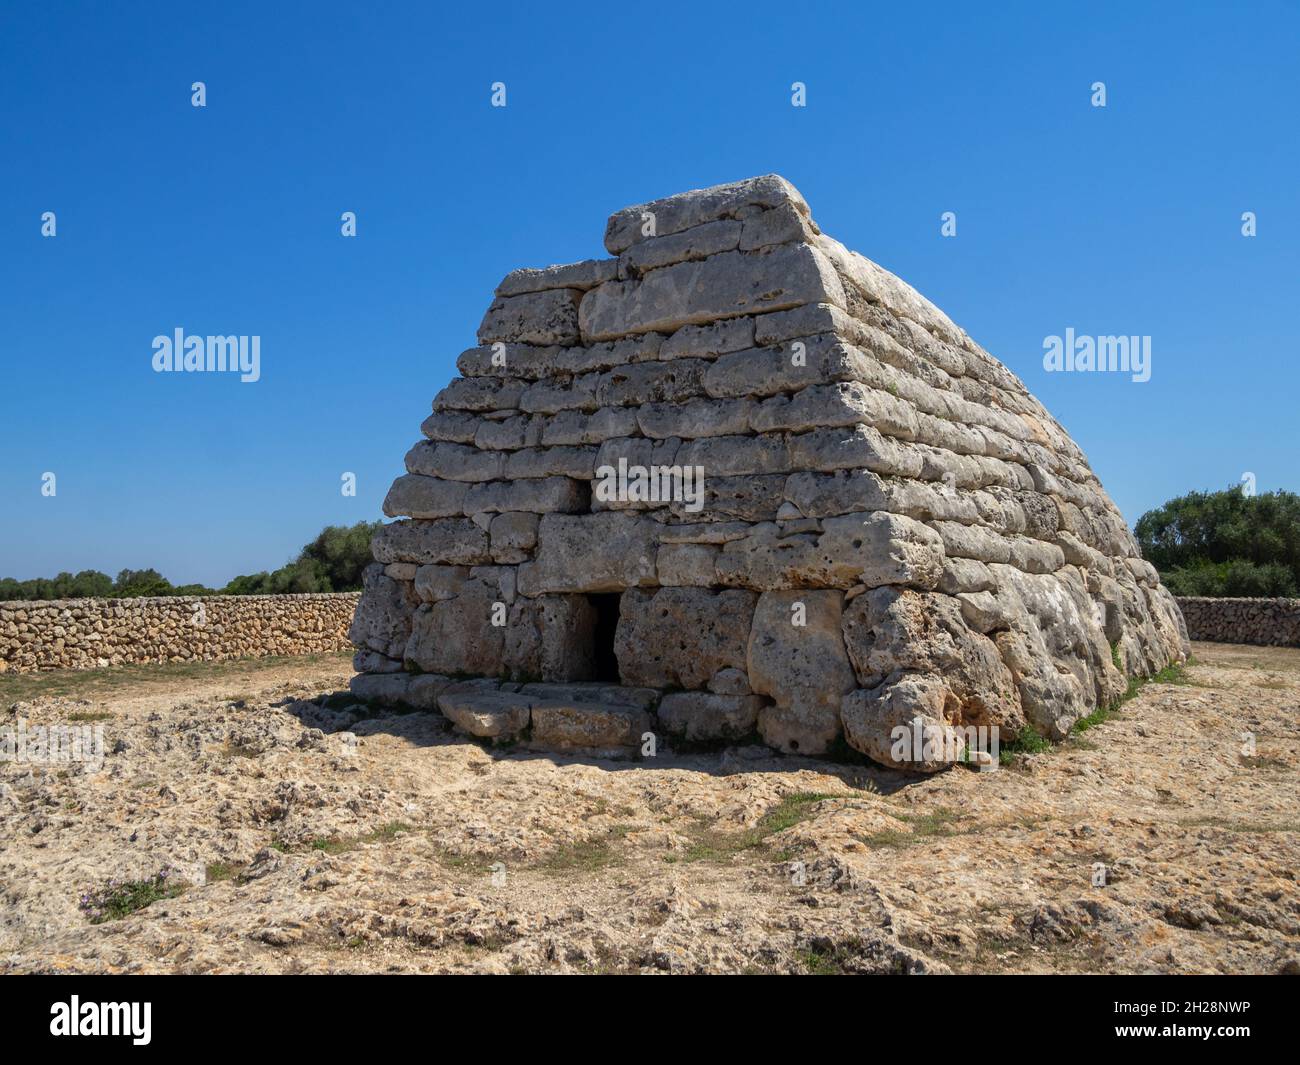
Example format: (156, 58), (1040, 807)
(2, 1), (1297, 586)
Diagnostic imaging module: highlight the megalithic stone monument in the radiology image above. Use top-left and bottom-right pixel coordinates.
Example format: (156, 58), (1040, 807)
(348, 175), (1189, 769)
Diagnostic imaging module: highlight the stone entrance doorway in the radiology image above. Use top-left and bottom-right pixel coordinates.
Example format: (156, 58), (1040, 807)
(587, 593), (621, 683)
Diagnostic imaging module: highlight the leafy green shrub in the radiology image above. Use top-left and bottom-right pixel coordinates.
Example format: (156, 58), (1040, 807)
(1161, 560), (1296, 598)
(1136, 487), (1300, 598)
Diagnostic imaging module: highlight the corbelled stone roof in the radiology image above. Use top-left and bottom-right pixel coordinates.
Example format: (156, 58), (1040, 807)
(349, 175), (1188, 769)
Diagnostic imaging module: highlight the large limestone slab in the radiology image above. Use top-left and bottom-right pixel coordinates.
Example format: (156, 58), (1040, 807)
(714, 512), (945, 591)
(841, 673), (967, 773)
(841, 587), (1024, 733)
(504, 595), (596, 683)
(383, 474), (588, 519)
(747, 590), (856, 754)
(478, 288), (582, 346)
(371, 519), (490, 566)
(437, 690), (533, 740)
(529, 701), (652, 751)
(619, 218), (741, 277)
(657, 692), (765, 742)
(348, 563), (418, 659)
(614, 588), (757, 689)
(496, 258), (617, 297)
(579, 244), (845, 342)
(604, 174), (810, 254)
(517, 512), (658, 595)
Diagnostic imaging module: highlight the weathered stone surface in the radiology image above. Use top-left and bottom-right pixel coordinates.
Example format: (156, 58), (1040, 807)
(489, 511), (539, 563)
(348, 671), (411, 706)
(660, 317), (756, 360)
(747, 590), (855, 754)
(517, 513), (658, 595)
(740, 201), (819, 250)
(478, 288), (582, 346)
(405, 440), (504, 482)
(637, 397), (752, 440)
(372, 519), (489, 566)
(619, 218), (742, 277)
(783, 469), (889, 518)
(841, 587), (1024, 732)
(656, 542), (719, 586)
(496, 258), (617, 297)
(433, 376), (526, 412)
(704, 335), (867, 400)
(657, 692), (765, 741)
(715, 512), (945, 591)
(503, 595), (596, 683)
(595, 359), (708, 407)
(605, 174), (810, 253)
(354, 649), (404, 674)
(580, 244), (845, 342)
(349, 563), (418, 659)
(841, 673), (966, 773)
(384, 474), (588, 518)
(750, 381), (918, 438)
(437, 690), (533, 739)
(707, 667), (752, 695)
(615, 588), (757, 689)
(518, 682), (659, 709)
(540, 406), (639, 446)
(529, 701), (651, 751)
(404, 575), (508, 677)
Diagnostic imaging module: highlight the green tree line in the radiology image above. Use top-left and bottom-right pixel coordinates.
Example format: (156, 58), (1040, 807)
(0, 522), (380, 602)
(1135, 487), (1300, 597)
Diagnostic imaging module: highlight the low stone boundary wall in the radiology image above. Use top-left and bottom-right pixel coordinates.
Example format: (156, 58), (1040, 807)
(1176, 596), (1300, 646)
(0, 593), (361, 674)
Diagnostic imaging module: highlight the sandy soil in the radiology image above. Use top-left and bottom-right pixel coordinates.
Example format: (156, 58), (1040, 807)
(1, 643), (1296, 974)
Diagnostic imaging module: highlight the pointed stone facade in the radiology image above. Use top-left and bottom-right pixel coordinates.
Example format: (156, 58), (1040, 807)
(348, 175), (1188, 767)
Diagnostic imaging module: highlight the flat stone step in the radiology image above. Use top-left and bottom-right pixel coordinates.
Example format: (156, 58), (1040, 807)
(528, 699), (652, 752)
(436, 691), (532, 739)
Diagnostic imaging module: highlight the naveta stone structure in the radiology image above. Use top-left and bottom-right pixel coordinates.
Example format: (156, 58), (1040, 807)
(348, 175), (1189, 769)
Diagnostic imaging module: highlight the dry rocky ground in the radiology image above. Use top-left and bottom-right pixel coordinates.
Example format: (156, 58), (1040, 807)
(1, 642), (1296, 975)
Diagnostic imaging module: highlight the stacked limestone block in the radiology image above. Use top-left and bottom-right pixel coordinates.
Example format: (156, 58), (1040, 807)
(349, 175), (1189, 767)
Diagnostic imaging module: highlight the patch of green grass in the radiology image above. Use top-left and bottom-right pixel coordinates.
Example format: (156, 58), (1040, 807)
(204, 861), (245, 883)
(998, 725), (1053, 764)
(1075, 662), (1193, 736)
(991, 662), (1198, 764)
(79, 872), (185, 924)
(858, 806), (970, 849)
(797, 945), (848, 975)
(1072, 703), (1122, 734)
(65, 710), (114, 722)
(432, 848), (494, 875)
(533, 824), (634, 875)
(667, 792), (858, 864)
(279, 821), (413, 856)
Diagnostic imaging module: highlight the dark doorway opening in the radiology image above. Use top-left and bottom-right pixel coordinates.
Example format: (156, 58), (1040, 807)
(588, 593), (622, 683)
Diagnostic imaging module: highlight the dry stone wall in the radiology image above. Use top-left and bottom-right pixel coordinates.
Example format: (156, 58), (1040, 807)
(350, 174), (1190, 769)
(1176, 597), (1300, 646)
(0, 594), (360, 674)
